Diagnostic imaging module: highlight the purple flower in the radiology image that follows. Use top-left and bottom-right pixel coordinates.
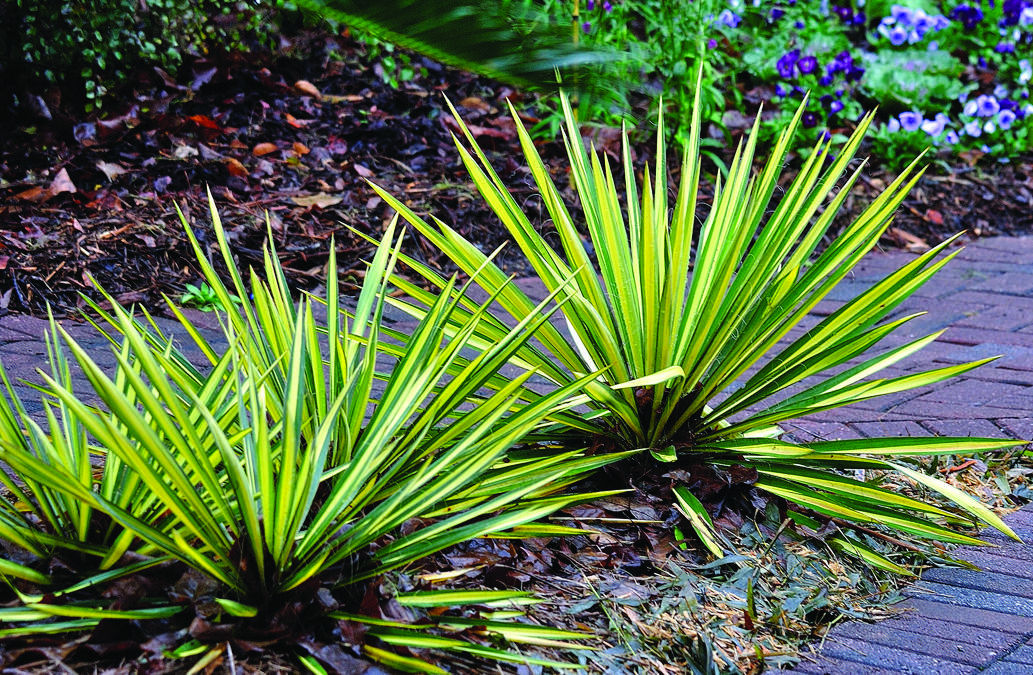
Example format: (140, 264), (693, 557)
(587, 0), (595, 9)
(777, 49), (800, 79)
(819, 74), (834, 86)
(582, 21), (591, 32)
(775, 83), (788, 97)
(846, 64), (865, 82)
(963, 99), (979, 116)
(603, 0), (612, 11)
(996, 42), (1016, 53)
(921, 112), (950, 136)
(854, 12), (866, 25)
(945, 130), (960, 144)
(1003, 0), (1025, 25)
(883, 24), (909, 45)
(1019, 59), (1032, 84)
(899, 111), (923, 132)
(717, 9), (741, 28)
(912, 9), (934, 34)
(834, 6), (852, 23)
(829, 100), (844, 114)
(950, 4), (984, 30)
(890, 5), (914, 23)
(976, 94), (1000, 117)
(708, 38), (718, 49)
(999, 109), (1017, 129)
(770, 7), (785, 21)
(887, 118), (901, 133)
(965, 120), (983, 136)
(797, 55), (818, 75)
(984, 120), (997, 134)
(802, 111), (820, 128)
(794, 20), (805, 29)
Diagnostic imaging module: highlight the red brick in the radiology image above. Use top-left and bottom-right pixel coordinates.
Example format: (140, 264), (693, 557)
(916, 379), (1031, 406)
(890, 400), (1030, 419)
(922, 419), (1008, 438)
(940, 327), (1033, 347)
(969, 272), (1033, 295)
(849, 420), (929, 438)
(898, 598), (1033, 633)
(957, 305), (1033, 331)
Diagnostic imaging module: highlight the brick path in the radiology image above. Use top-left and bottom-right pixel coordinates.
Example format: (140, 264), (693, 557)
(1, 235), (1032, 673)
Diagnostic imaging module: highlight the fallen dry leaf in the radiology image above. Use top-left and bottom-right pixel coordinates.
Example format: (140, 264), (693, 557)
(96, 160), (128, 181)
(292, 142), (310, 156)
(187, 114), (222, 131)
(294, 79), (323, 99)
(353, 164), (373, 178)
(225, 157), (249, 178)
(885, 227), (929, 252)
(13, 186), (45, 201)
(292, 192), (343, 208)
(49, 168), (77, 196)
(324, 93), (365, 103)
(253, 142), (278, 156)
(459, 96), (489, 111)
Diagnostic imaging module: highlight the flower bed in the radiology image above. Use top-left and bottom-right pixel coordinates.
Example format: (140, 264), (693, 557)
(554, 0), (1032, 164)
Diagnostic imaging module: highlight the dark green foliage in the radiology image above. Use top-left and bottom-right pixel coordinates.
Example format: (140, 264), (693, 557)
(292, 0), (623, 94)
(4, 0), (277, 112)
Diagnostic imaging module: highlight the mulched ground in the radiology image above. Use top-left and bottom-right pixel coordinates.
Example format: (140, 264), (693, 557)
(2, 29), (1033, 318)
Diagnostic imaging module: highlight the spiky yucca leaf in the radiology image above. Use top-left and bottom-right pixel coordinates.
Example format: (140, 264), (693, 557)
(372, 83), (1022, 549)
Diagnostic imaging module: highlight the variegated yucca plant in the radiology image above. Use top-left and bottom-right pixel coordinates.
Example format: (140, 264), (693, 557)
(0, 195), (623, 672)
(370, 84), (1022, 559)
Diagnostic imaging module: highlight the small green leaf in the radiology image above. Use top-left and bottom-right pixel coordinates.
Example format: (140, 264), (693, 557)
(673, 486), (724, 558)
(650, 445), (678, 463)
(214, 598), (258, 617)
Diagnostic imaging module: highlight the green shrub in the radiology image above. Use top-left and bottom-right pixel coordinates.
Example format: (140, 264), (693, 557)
(5, 0), (275, 112)
(374, 82), (1022, 563)
(0, 194), (620, 670)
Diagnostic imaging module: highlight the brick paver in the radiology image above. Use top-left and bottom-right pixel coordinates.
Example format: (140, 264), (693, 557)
(2, 234), (1033, 674)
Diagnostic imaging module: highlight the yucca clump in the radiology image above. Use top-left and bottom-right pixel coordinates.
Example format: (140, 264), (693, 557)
(0, 195), (621, 672)
(371, 84), (1021, 559)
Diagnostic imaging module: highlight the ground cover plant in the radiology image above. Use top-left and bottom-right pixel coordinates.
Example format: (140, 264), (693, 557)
(1, 0), (277, 114)
(0, 196), (629, 672)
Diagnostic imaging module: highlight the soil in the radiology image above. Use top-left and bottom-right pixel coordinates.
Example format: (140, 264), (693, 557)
(2, 29), (1033, 319)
